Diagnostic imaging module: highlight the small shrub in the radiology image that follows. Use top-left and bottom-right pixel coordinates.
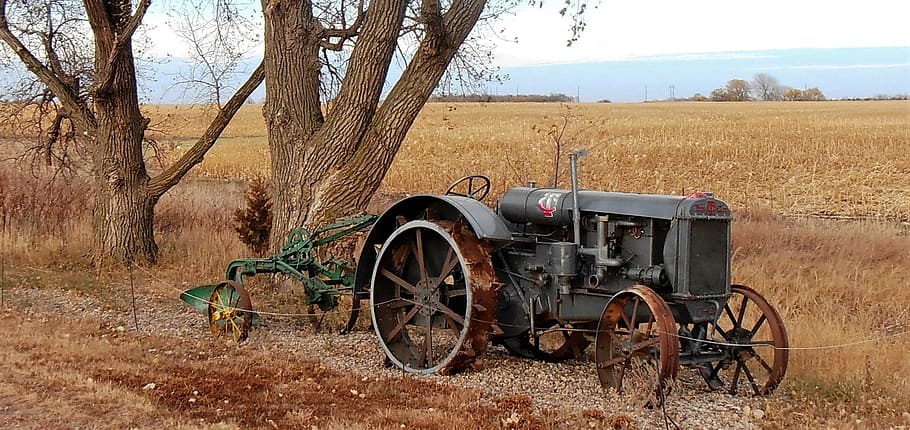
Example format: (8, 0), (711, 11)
(233, 178), (272, 255)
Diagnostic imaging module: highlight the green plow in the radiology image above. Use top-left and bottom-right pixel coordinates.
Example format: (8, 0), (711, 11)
(180, 214), (377, 341)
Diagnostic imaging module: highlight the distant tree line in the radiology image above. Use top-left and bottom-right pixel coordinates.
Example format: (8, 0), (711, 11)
(429, 93), (576, 103)
(688, 73), (827, 102)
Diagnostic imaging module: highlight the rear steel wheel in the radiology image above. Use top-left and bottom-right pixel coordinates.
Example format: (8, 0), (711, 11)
(708, 284), (789, 395)
(208, 281), (253, 342)
(595, 286), (679, 403)
(370, 220), (496, 374)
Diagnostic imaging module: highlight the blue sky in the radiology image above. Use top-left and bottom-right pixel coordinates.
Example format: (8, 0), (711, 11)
(138, 1), (910, 103)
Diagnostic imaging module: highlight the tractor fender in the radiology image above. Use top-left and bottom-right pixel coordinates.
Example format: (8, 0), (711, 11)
(353, 195), (512, 300)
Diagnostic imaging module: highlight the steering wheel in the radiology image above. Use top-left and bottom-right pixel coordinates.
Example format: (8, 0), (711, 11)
(445, 175), (491, 201)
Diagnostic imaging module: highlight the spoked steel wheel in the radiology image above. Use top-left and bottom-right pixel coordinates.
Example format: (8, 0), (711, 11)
(708, 284), (789, 395)
(595, 286), (679, 403)
(208, 281), (253, 342)
(370, 220), (496, 374)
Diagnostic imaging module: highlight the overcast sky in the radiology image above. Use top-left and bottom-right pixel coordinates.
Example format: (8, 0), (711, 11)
(493, 0), (910, 66)
(144, 0), (910, 66)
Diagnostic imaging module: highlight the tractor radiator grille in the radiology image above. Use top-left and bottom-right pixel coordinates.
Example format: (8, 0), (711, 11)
(686, 220), (730, 296)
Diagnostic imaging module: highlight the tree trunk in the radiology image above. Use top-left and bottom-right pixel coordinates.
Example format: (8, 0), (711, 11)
(2, 0), (264, 268)
(87, 0), (156, 266)
(265, 0), (484, 249)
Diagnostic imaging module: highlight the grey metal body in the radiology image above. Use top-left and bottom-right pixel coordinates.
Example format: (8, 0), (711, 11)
(356, 156), (735, 362)
(494, 187), (732, 338)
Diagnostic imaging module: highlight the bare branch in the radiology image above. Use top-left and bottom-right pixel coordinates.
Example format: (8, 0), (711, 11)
(44, 110), (64, 166)
(0, 0), (94, 130)
(148, 61), (265, 198)
(320, 0), (365, 50)
(90, 0), (150, 96)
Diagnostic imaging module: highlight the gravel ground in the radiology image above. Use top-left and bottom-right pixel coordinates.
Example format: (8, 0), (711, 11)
(4, 282), (773, 429)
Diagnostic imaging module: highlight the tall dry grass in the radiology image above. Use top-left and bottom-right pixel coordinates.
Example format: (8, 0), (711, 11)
(1, 101), (908, 407)
(167, 101), (910, 221)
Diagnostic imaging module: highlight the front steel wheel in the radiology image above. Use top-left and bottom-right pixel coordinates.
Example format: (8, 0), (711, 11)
(370, 220), (496, 374)
(709, 284), (789, 395)
(595, 286), (679, 404)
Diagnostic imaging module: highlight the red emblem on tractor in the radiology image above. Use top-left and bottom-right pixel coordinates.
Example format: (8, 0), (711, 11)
(537, 192), (560, 218)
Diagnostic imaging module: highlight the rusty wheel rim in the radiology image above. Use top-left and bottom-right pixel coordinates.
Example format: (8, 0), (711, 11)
(208, 281), (253, 342)
(595, 286), (679, 403)
(370, 220), (495, 374)
(710, 284), (789, 396)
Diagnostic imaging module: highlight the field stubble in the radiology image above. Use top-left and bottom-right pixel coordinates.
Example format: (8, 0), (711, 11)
(153, 101), (910, 222)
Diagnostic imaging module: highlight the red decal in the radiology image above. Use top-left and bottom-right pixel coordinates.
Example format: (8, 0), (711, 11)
(537, 193), (560, 218)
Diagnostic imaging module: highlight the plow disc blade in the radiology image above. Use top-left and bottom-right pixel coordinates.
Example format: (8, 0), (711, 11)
(180, 285), (217, 313)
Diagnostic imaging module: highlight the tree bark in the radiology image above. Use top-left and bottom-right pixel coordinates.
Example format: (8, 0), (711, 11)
(265, 0), (486, 249)
(85, 0), (156, 266)
(3, 0), (264, 267)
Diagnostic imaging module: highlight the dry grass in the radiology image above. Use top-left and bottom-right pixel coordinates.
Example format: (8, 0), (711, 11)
(160, 101), (910, 221)
(0, 308), (624, 429)
(733, 211), (910, 404)
(1, 101), (909, 425)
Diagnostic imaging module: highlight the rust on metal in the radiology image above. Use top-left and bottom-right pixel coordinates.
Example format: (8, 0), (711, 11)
(438, 219), (497, 375)
(594, 285), (680, 400)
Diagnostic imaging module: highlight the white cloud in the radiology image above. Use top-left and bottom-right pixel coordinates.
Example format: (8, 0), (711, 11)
(493, 0), (910, 66)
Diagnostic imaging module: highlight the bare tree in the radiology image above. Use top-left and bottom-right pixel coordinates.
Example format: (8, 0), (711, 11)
(0, 0), (264, 266)
(166, 0), (261, 107)
(261, 1), (590, 245)
(752, 73), (784, 101)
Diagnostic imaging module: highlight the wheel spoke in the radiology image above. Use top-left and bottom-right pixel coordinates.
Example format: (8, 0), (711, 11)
(723, 304), (737, 325)
(729, 359), (744, 394)
(609, 330), (626, 346)
(751, 314), (767, 334)
(420, 313), (433, 367)
(630, 298), (641, 328)
(380, 267), (420, 295)
(444, 315), (464, 337)
(414, 229), (428, 284)
(386, 305), (421, 341)
(428, 297), (466, 326)
(709, 360), (724, 380)
(431, 248), (459, 292)
(735, 296), (749, 329)
(630, 336), (660, 353)
(386, 299), (412, 309)
(739, 358), (762, 395)
(597, 354), (628, 369)
(446, 288), (466, 297)
(617, 358), (629, 386)
(749, 349), (775, 373)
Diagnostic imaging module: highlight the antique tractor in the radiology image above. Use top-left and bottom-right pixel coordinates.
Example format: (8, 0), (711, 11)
(353, 150), (789, 398)
(182, 149), (788, 400)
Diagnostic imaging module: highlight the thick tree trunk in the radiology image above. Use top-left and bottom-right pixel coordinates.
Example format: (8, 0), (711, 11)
(262, 0), (324, 247)
(86, 0), (156, 266)
(3, 0), (263, 268)
(265, 0), (486, 249)
(265, 0), (407, 248)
